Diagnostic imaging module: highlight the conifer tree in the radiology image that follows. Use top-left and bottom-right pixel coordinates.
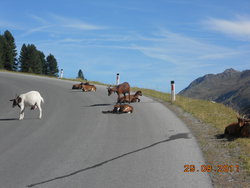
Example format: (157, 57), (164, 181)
(77, 69), (85, 80)
(38, 51), (48, 75)
(0, 35), (6, 69)
(3, 30), (18, 71)
(46, 54), (59, 77)
(19, 44), (42, 74)
(19, 44), (29, 72)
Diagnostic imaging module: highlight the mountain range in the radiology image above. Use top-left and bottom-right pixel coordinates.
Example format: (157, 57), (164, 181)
(179, 68), (250, 116)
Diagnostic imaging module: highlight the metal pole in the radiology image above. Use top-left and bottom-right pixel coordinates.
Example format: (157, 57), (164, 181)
(171, 80), (175, 102)
(116, 73), (120, 85)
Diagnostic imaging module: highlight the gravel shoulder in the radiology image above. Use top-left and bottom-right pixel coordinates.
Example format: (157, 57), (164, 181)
(152, 97), (250, 188)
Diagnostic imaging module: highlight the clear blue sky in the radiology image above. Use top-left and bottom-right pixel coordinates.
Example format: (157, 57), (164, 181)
(1, 0), (250, 92)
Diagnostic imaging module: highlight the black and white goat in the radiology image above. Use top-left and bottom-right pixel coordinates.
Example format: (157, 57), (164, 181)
(10, 91), (44, 120)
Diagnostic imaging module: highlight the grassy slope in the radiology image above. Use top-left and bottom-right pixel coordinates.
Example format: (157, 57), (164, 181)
(133, 87), (250, 174)
(1, 70), (249, 173)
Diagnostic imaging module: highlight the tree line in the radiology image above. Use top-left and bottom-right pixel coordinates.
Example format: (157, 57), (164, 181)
(0, 30), (59, 76)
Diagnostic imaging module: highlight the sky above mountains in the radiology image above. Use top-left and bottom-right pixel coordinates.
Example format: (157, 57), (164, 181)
(1, 0), (250, 92)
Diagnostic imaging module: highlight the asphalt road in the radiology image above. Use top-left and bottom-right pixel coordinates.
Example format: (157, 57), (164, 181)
(0, 72), (213, 188)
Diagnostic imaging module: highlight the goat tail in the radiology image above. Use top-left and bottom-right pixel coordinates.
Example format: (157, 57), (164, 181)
(41, 96), (45, 103)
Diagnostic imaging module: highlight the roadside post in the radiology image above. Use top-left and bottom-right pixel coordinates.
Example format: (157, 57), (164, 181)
(116, 73), (120, 85)
(171, 80), (175, 102)
(60, 69), (64, 79)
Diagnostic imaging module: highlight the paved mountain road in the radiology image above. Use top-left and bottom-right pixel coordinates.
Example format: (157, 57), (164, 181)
(0, 72), (212, 188)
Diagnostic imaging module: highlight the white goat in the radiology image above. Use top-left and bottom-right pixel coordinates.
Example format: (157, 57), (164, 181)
(10, 91), (44, 120)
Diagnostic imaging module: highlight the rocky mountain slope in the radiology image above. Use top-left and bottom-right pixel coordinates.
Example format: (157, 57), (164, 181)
(179, 68), (250, 116)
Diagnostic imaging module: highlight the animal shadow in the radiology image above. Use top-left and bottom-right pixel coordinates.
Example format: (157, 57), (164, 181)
(215, 134), (238, 141)
(89, 103), (112, 107)
(0, 118), (18, 121)
(102, 110), (125, 114)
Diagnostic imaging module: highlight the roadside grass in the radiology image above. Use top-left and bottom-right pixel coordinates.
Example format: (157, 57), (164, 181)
(132, 87), (250, 174)
(131, 86), (237, 131)
(0, 69), (61, 79)
(1, 70), (249, 173)
(131, 87), (171, 102)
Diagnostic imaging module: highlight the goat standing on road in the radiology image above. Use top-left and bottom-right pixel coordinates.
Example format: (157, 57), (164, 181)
(10, 91), (44, 120)
(107, 82), (131, 104)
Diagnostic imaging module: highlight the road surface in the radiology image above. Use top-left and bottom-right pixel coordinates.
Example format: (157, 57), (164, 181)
(0, 72), (213, 188)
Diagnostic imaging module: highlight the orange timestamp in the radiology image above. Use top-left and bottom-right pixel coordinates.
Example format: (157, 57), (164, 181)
(184, 164), (239, 173)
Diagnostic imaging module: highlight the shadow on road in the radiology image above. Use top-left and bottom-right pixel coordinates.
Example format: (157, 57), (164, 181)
(0, 118), (18, 121)
(27, 133), (191, 187)
(88, 103), (113, 107)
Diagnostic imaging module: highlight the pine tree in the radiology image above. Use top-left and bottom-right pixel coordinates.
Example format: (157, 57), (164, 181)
(19, 44), (42, 74)
(0, 35), (6, 69)
(46, 54), (59, 77)
(3, 30), (18, 71)
(38, 51), (48, 75)
(77, 69), (85, 80)
(19, 44), (29, 72)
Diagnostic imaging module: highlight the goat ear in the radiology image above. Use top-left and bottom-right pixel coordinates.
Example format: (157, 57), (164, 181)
(9, 99), (14, 101)
(17, 97), (22, 103)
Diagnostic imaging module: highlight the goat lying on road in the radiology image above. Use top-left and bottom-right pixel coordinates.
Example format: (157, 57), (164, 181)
(102, 104), (133, 114)
(82, 84), (96, 92)
(72, 82), (89, 89)
(118, 91), (142, 103)
(10, 91), (44, 120)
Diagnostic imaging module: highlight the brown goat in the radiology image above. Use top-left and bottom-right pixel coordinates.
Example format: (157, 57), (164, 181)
(102, 104), (133, 114)
(240, 123), (250, 137)
(107, 82), (130, 103)
(72, 82), (89, 89)
(118, 91), (142, 103)
(224, 117), (249, 137)
(82, 84), (96, 92)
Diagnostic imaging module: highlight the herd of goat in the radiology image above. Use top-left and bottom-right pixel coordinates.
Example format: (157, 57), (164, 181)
(72, 81), (141, 114)
(9, 81), (249, 138)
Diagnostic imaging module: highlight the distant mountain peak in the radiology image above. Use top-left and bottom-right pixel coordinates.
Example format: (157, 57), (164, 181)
(223, 68), (239, 73)
(179, 68), (250, 115)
